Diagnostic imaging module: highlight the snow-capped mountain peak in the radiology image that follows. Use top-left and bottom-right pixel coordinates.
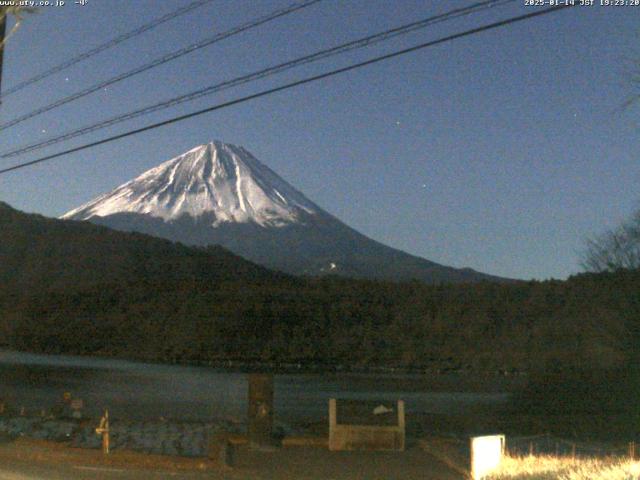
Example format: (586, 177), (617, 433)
(62, 141), (318, 227)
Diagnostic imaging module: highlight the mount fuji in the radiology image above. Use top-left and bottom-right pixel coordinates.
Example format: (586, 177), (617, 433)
(63, 141), (504, 283)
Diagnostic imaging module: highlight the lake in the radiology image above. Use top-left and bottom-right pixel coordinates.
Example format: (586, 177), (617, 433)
(0, 350), (510, 425)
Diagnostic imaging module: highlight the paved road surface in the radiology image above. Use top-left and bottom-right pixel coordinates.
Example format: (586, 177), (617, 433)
(0, 439), (463, 479)
(0, 461), (221, 480)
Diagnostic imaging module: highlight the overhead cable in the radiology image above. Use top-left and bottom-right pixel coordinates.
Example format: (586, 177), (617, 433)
(2, 0), (515, 158)
(0, 5), (573, 176)
(0, 0), (323, 130)
(0, 0), (215, 100)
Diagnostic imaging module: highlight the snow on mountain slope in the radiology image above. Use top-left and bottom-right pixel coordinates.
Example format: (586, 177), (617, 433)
(62, 141), (510, 284)
(62, 141), (318, 227)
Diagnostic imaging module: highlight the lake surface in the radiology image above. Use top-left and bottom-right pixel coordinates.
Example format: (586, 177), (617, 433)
(0, 350), (510, 424)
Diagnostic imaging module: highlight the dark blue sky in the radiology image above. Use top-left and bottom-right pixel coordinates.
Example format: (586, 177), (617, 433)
(1, 0), (638, 280)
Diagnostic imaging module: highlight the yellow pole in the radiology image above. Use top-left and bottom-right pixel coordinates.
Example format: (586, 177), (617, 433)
(96, 409), (110, 455)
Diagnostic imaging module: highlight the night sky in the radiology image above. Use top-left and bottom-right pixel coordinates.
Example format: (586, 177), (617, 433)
(1, 0), (638, 280)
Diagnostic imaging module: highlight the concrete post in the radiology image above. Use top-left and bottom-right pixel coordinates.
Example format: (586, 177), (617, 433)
(209, 434), (235, 467)
(248, 373), (274, 449)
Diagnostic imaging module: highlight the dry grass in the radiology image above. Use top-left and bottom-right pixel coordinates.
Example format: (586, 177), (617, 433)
(487, 454), (640, 480)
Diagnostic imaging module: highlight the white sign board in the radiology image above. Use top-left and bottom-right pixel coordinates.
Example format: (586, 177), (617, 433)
(470, 435), (505, 480)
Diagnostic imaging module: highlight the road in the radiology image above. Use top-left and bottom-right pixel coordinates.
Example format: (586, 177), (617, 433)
(0, 461), (224, 480)
(0, 438), (463, 480)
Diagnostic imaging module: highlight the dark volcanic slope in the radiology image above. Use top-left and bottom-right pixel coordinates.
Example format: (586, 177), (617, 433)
(89, 210), (505, 284)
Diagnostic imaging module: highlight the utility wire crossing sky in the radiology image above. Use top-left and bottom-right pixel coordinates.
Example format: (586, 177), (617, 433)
(2, 0), (516, 159)
(0, 0), (323, 130)
(0, 0), (638, 281)
(0, 0), (214, 100)
(0, 4), (571, 176)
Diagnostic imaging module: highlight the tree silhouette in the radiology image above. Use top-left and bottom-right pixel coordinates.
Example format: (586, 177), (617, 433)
(0, 6), (36, 51)
(582, 208), (640, 272)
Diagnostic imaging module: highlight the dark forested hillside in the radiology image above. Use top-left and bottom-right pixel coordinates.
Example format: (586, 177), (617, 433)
(0, 202), (281, 291)
(1, 202), (639, 373)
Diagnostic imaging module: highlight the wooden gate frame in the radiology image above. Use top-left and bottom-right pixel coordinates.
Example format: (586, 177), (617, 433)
(328, 398), (405, 451)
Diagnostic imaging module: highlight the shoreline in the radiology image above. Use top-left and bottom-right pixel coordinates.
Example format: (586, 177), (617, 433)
(0, 348), (528, 380)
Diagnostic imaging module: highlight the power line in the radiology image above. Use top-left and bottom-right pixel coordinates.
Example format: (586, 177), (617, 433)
(0, 0), (322, 131)
(0, 0), (214, 101)
(0, 5), (573, 177)
(1, 0), (516, 159)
